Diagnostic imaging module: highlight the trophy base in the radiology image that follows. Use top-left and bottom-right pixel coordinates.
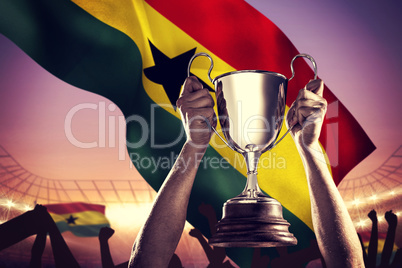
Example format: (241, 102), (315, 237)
(209, 194), (297, 247)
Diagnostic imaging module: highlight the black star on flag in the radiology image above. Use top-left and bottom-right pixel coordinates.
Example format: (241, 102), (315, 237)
(66, 215), (78, 225)
(144, 41), (213, 110)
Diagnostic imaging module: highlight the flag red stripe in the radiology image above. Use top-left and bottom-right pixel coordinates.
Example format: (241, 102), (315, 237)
(45, 202), (105, 214)
(145, 0), (375, 183)
(359, 231), (387, 243)
(145, 0), (299, 78)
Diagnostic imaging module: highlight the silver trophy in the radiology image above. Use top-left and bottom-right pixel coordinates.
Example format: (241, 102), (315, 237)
(187, 52), (317, 247)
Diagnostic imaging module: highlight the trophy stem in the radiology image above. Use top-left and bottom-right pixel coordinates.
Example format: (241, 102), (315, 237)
(242, 150), (263, 198)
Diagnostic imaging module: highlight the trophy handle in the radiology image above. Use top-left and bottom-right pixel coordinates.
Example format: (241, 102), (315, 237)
(289, 53), (317, 81)
(187, 52), (214, 83)
(186, 52), (238, 152)
(268, 54), (318, 151)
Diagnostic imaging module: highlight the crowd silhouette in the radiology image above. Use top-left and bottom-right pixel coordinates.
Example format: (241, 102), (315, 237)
(189, 203), (235, 268)
(0, 204), (401, 267)
(358, 209), (401, 268)
(98, 226), (183, 268)
(0, 205), (183, 268)
(0, 204), (80, 267)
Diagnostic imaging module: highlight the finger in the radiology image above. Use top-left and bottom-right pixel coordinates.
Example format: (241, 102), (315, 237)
(182, 76), (203, 95)
(186, 108), (217, 129)
(181, 95), (215, 109)
(295, 103), (326, 127)
(296, 99), (327, 111)
(295, 88), (327, 104)
(286, 103), (298, 128)
(181, 87), (210, 102)
(285, 104), (302, 134)
(305, 79), (324, 97)
(295, 94), (326, 113)
(290, 87), (327, 127)
(296, 106), (323, 124)
(177, 88), (213, 109)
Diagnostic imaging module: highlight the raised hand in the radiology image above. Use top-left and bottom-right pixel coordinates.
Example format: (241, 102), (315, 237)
(189, 228), (203, 238)
(99, 226), (115, 241)
(176, 76), (216, 149)
(286, 79), (326, 147)
(385, 210), (397, 226)
(368, 209), (377, 222)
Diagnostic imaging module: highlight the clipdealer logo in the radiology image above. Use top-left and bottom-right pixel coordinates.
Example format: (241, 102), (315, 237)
(63, 100), (339, 167)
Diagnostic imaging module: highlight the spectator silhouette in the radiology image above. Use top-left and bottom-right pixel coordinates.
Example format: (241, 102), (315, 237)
(380, 210), (398, 268)
(191, 203), (235, 267)
(250, 247), (270, 268)
(188, 228), (233, 268)
(390, 249), (401, 268)
(357, 233), (368, 266)
(270, 239), (324, 268)
(0, 204), (80, 267)
(367, 209), (378, 268)
(361, 209), (401, 268)
(29, 231), (46, 268)
(98, 226), (183, 268)
(168, 253), (184, 268)
(2, 205), (185, 267)
(198, 202), (219, 237)
(99, 226), (127, 268)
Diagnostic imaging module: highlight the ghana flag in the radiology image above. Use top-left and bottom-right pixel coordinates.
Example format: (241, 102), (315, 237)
(0, 0), (375, 266)
(45, 202), (110, 237)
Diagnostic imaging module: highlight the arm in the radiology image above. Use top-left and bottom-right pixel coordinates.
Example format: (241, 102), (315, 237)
(381, 210), (397, 267)
(367, 209), (378, 268)
(30, 232), (46, 268)
(41, 206), (81, 268)
(189, 228), (215, 262)
(287, 79), (364, 268)
(98, 227), (115, 268)
(129, 76), (215, 267)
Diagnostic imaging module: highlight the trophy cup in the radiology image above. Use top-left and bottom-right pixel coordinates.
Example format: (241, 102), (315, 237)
(187, 52), (317, 247)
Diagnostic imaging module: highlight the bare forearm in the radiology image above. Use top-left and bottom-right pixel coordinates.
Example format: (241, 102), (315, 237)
(99, 239), (114, 268)
(193, 234), (214, 261)
(297, 142), (363, 268)
(129, 142), (205, 267)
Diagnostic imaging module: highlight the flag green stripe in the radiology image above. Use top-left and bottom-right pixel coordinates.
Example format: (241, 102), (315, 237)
(55, 222), (111, 237)
(0, 0), (143, 112)
(0, 0), (316, 266)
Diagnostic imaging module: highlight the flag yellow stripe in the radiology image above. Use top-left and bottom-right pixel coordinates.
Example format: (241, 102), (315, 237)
(49, 211), (110, 226)
(362, 240), (399, 253)
(72, 0), (235, 114)
(70, 0), (337, 230)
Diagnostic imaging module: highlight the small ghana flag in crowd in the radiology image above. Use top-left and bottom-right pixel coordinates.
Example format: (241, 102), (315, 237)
(0, 0), (375, 266)
(45, 203), (110, 237)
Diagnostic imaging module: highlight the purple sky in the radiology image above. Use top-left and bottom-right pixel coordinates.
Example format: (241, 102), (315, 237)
(0, 0), (401, 182)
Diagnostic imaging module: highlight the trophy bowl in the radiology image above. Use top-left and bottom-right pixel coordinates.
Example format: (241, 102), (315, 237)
(187, 53), (317, 247)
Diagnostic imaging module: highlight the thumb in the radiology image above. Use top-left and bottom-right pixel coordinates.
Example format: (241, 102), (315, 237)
(306, 79), (324, 97)
(182, 76), (203, 94)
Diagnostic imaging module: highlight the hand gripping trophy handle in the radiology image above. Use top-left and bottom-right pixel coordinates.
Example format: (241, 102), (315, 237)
(273, 54), (318, 148)
(187, 52), (318, 151)
(187, 52), (239, 152)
